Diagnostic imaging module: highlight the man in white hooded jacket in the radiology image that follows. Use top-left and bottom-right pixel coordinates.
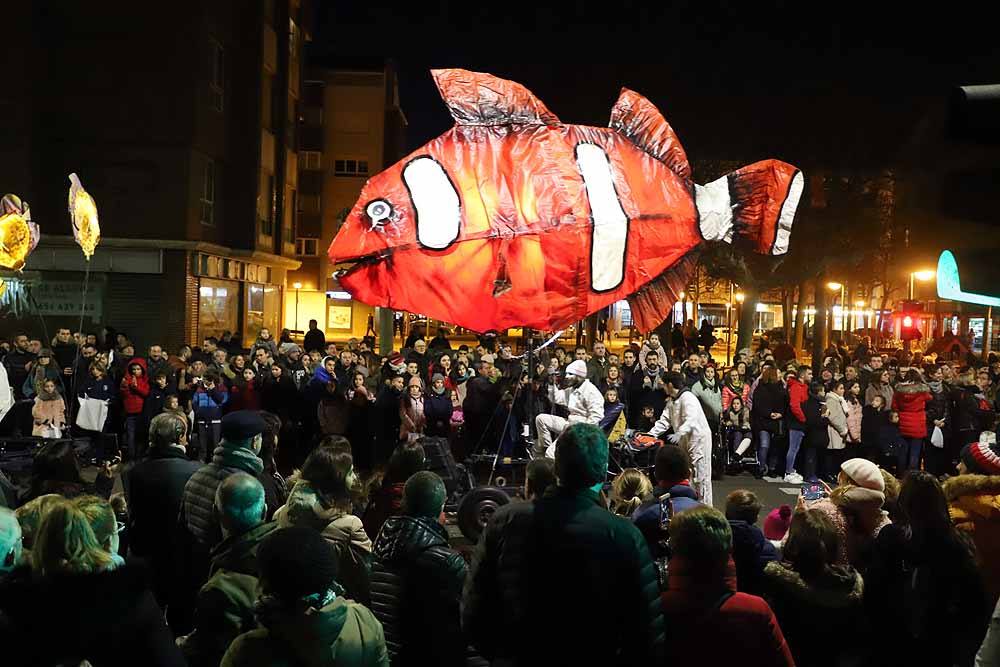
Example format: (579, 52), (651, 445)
(649, 371), (714, 506)
(534, 360), (604, 459)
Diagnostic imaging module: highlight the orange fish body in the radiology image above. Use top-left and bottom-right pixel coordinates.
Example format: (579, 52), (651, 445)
(329, 69), (803, 333)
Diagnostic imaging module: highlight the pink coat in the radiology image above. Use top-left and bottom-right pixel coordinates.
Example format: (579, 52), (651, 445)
(722, 382), (751, 412)
(32, 396), (66, 437)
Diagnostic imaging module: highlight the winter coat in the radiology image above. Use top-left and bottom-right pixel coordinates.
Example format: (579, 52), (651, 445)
(31, 395), (66, 437)
(221, 596), (389, 667)
(629, 367), (667, 422)
(260, 374), (298, 421)
(462, 375), (500, 418)
(785, 377), (808, 432)
(370, 515), (468, 667)
(729, 520), (780, 596)
(0, 564), (185, 667)
(761, 561), (866, 667)
(3, 349), (34, 398)
(586, 355), (610, 386)
(861, 405), (888, 449)
(891, 382), (932, 439)
(363, 481), (405, 541)
(809, 490), (890, 569)
(632, 483), (702, 559)
(865, 381), (893, 408)
(143, 385), (171, 424)
(182, 445), (264, 547)
(192, 384), (229, 422)
(423, 391), (453, 438)
(226, 381), (260, 412)
(722, 379), (751, 413)
(399, 396), (426, 441)
(463, 487), (664, 666)
(925, 382), (951, 433)
(179, 522), (279, 667)
(661, 556), (793, 667)
(273, 480), (374, 606)
(120, 359), (150, 415)
(864, 522), (991, 667)
(692, 377), (723, 423)
(124, 446), (203, 600)
(825, 394), (849, 450)
(318, 391), (351, 436)
(943, 474), (1000, 602)
(953, 384), (997, 434)
(751, 381), (788, 435)
(724, 405), (751, 431)
(80, 375), (117, 401)
(802, 395), (830, 450)
(845, 399), (862, 443)
(303, 328), (326, 354)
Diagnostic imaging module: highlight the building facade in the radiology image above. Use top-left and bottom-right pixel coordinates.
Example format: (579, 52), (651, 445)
(287, 61), (407, 342)
(0, 0), (313, 351)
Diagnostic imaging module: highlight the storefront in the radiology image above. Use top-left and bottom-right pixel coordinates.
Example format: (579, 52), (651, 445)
(191, 252), (288, 347)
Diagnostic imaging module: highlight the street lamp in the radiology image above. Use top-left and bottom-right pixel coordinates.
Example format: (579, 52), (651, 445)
(292, 282), (302, 332)
(909, 269), (935, 300)
(826, 281), (845, 336)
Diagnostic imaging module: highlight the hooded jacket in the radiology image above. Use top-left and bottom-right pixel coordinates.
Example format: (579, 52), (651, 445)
(370, 515), (468, 666)
(180, 521), (279, 667)
(221, 595), (389, 667)
(943, 474), (1000, 601)
(120, 358), (151, 415)
(273, 480), (374, 606)
(891, 382), (932, 439)
(761, 561), (866, 667)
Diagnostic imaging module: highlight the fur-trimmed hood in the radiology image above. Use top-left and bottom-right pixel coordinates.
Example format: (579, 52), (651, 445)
(943, 474), (1000, 505)
(763, 561), (864, 608)
(893, 381), (929, 395)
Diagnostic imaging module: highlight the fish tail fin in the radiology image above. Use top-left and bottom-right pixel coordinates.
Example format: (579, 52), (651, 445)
(695, 160), (804, 255)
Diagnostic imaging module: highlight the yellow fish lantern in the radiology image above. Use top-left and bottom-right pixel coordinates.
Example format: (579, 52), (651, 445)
(0, 194), (40, 271)
(68, 173), (100, 260)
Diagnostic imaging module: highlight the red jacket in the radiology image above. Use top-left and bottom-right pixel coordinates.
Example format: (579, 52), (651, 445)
(661, 556), (794, 667)
(786, 376), (809, 428)
(891, 382), (932, 439)
(119, 358), (150, 415)
(227, 382), (260, 412)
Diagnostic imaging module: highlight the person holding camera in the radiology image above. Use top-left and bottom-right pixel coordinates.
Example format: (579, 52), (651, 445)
(192, 371), (229, 463)
(532, 360), (604, 459)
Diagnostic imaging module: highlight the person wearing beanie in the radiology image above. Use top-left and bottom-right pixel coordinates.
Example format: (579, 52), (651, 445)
(221, 526), (389, 667)
(804, 457), (891, 569)
(423, 373), (454, 438)
(763, 505), (793, 542)
(463, 423), (664, 666)
(399, 376), (427, 442)
(943, 432), (1000, 602)
(533, 359), (604, 459)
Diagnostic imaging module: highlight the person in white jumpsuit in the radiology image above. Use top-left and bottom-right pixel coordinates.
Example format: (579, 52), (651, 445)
(648, 371), (714, 507)
(534, 360), (605, 459)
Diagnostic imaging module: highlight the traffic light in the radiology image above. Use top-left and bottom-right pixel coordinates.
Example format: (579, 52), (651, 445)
(901, 315), (919, 341)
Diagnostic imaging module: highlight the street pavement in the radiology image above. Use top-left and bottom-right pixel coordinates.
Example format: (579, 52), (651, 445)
(712, 470), (803, 514)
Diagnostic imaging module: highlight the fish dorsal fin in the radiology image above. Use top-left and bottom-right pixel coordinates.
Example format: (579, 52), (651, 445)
(431, 69), (561, 127)
(610, 88), (691, 181)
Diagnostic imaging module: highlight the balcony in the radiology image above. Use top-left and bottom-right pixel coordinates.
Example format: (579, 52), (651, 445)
(299, 169), (323, 195)
(299, 125), (323, 152)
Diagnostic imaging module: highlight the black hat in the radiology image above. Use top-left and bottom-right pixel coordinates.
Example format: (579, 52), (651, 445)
(221, 410), (266, 442)
(257, 526), (338, 599)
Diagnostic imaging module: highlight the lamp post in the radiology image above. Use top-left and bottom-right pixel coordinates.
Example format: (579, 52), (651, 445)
(826, 281), (844, 339)
(727, 282), (735, 365)
(292, 282), (302, 332)
(734, 290), (745, 354)
(909, 269), (935, 300)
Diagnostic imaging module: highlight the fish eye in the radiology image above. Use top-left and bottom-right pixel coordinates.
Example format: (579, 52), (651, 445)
(366, 199), (392, 224)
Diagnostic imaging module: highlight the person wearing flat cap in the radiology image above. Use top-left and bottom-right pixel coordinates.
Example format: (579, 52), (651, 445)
(533, 359), (605, 459)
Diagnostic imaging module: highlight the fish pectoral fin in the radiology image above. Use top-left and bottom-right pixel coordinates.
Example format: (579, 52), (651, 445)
(431, 69), (562, 127)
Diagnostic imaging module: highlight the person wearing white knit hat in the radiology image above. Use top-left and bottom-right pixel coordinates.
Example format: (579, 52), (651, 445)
(533, 359), (605, 459)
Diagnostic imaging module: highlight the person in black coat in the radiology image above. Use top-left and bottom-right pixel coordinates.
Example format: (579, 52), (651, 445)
(725, 489), (779, 596)
(370, 472), (469, 667)
(463, 423), (664, 666)
(302, 319), (326, 354)
(375, 375), (406, 465)
(123, 412), (203, 629)
(0, 562), (185, 667)
(801, 382), (830, 483)
(463, 358), (502, 453)
(260, 365), (299, 425)
(750, 367), (789, 477)
(628, 351), (666, 428)
(861, 397), (890, 463)
(424, 374), (454, 439)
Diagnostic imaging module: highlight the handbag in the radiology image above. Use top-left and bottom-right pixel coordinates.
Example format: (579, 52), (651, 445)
(77, 395), (110, 432)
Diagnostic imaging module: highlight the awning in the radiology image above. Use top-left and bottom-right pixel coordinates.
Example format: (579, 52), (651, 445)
(937, 249), (1000, 307)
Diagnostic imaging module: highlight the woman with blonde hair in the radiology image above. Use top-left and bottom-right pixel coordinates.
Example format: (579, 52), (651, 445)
(610, 468), (653, 517)
(73, 495), (125, 569)
(31, 498), (114, 575)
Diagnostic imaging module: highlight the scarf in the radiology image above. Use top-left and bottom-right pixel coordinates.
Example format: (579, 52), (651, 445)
(701, 375), (718, 391)
(725, 377), (744, 393)
(927, 379), (943, 394)
(213, 444), (265, 475)
(37, 385), (61, 401)
(432, 385), (446, 395)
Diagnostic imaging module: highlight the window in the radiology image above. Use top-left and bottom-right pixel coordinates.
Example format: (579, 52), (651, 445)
(260, 174), (274, 236)
(198, 278), (238, 341)
(299, 151), (322, 171)
(296, 238), (319, 256)
(209, 39), (224, 112)
(334, 159), (369, 177)
(200, 159), (215, 225)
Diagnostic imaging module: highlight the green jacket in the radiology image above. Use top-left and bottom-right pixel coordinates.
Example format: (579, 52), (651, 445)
(179, 521), (279, 667)
(221, 596), (389, 667)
